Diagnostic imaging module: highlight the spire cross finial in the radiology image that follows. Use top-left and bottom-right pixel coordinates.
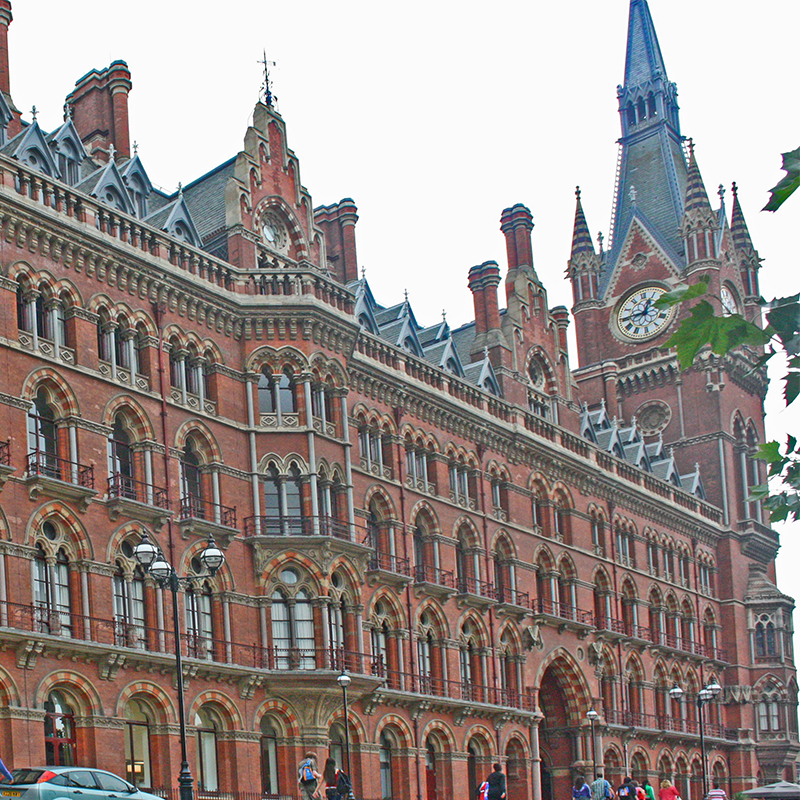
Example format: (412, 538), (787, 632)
(575, 186), (581, 200)
(259, 51), (276, 108)
(718, 184), (725, 203)
(133, 140), (139, 156)
(597, 231), (604, 252)
(30, 105), (37, 122)
(687, 137), (695, 158)
(442, 309), (447, 322)
(63, 103), (73, 121)
(404, 288), (408, 303)
(731, 181), (738, 199)
(629, 185), (637, 203)
(360, 265), (366, 280)
(177, 181), (183, 197)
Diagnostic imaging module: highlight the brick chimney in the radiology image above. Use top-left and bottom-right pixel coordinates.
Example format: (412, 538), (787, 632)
(0, 1), (11, 97)
(66, 60), (132, 161)
(468, 260), (508, 363)
(314, 198), (359, 284)
(500, 203), (536, 274)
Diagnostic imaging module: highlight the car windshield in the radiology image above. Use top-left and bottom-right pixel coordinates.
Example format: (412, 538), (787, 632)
(7, 769), (47, 786)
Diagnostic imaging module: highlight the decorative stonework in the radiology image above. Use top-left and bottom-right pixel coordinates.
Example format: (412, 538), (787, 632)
(635, 400), (672, 435)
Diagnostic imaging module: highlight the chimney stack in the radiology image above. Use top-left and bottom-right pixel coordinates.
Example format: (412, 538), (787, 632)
(66, 60), (132, 161)
(500, 203), (535, 273)
(468, 261), (502, 336)
(314, 198), (359, 284)
(0, 1), (11, 97)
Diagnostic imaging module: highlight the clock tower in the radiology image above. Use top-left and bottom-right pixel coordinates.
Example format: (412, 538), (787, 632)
(570, 0), (766, 531)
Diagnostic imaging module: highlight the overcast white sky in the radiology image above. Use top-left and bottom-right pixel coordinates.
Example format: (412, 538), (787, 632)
(8, 1), (799, 631)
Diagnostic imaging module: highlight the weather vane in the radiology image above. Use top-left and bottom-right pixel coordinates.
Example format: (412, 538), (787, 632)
(259, 51), (276, 108)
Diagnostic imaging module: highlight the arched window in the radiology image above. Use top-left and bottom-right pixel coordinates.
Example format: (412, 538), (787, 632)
(455, 528), (479, 595)
(278, 369), (296, 414)
(33, 539), (71, 636)
(260, 718), (279, 796)
(44, 690), (76, 765)
(263, 464), (304, 535)
(379, 731), (394, 800)
(180, 439), (204, 517)
(186, 580), (214, 661)
(108, 414), (135, 498)
(271, 585), (315, 669)
(113, 557), (146, 650)
(590, 512), (605, 555)
(124, 700), (152, 787)
(553, 494), (570, 542)
(531, 487), (546, 532)
(258, 371), (276, 414)
(195, 708), (219, 792)
(28, 388), (61, 479)
(329, 593), (346, 652)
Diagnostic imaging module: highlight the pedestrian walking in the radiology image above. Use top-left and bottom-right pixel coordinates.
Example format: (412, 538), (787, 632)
(659, 779), (681, 800)
(321, 756), (352, 800)
(642, 779), (656, 800)
(707, 782), (728, 800)
(298, 751), (322, 800)
(574, 776), (592, 800)
(484, 763), (507, 800)
(591, 772), (614, 800)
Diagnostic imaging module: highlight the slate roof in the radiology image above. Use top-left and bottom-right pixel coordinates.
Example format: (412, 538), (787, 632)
(181, 158), (236, 243)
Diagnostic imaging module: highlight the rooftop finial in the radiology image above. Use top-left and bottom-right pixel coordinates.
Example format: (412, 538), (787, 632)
(177, 181), (183, 197)
(442, 309), (447, 323)
(30, 105), (37, 123)
(718, 183), (725, 202)
(259, 51), (276, 108)
(597, 231), (604, 253)
(404, 288), (409, 304)
(629, 184), (637, 203)
(133, 140), (139, 156)
(108, 142), (116, 162)
(687, 137), (695, 158)
(575, 186), (581, 200)
(731, 181), (739, 199)
(360, 265), (366, 280)
(63, 102), (73, 121)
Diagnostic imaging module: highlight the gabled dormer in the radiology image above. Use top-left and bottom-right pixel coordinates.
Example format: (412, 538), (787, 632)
(49, 118), (86, 186)
(120, 154), (153, 218)
(352, 278), (381, 335)
(144, 193), (202, 247)
(6, 120), (60, 178)
(463, 352), (501, 396)
(75, 157), (135, 215)
(680, 463), (705, 499)
(423, 336), (464, 377)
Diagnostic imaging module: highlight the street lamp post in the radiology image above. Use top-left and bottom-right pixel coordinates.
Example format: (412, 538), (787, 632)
(669, 682), (721, 800)
(586, 708), (600, 779)
(337, 670), (352, 780)
(133, 532), (225, 800)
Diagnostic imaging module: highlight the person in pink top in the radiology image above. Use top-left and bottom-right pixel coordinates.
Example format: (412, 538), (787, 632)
(707, 782), (728, 800)
(659, 780), (681, 800)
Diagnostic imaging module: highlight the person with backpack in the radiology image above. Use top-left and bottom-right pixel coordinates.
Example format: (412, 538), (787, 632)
(618, 778), (636, 800)
(321, 756), (352, 800)
(298, 752), (322, 800)
(484, 763), (506, 800)
(591, 771), (614, 800)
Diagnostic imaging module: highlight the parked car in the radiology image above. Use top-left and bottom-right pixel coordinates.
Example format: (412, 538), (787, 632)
(0, 768), (163, 800)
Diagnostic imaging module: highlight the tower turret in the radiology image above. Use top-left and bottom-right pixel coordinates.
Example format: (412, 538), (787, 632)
(568, 187), (601, 305)
(680, 143), (719, 271)
(730, 183), (761, 303)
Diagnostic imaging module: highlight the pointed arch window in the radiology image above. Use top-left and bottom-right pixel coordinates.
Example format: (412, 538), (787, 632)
(260, 718), (279, 796)
(329, 594), (346, 652)
(44, 690), (76, 766)
(379, 731), (394, 800)
(180, 439), (204, 518)
(186, 582), (214, 661)
(108, 415), (135, 498)
(28, 388), (61, 479)
(271, 587), (315, 670)
(113, 561), (146, 650)
(195, 708), (219, 792)
(124, 700), (152, 787)
(33, 539), (72, 636)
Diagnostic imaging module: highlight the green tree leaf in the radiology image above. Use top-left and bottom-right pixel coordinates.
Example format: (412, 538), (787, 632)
(764, 146), (800, 211)
(655, 275), (710, 308)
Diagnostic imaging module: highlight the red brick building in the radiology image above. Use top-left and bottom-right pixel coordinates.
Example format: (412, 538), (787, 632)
(0, 1), (796, 800)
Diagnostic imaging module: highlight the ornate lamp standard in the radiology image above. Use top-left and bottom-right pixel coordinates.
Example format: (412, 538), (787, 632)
(133, 532), (225, 800)
(337, 670), (352, 780)
(586, 708), (600, 778)
(669, 681), (721, 800)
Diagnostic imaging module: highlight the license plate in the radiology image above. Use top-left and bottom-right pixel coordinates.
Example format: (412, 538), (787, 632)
(2, 791), (21, 796)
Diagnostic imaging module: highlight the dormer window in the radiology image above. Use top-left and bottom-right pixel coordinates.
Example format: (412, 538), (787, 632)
(127, 173), (148, 217)
(103, 187), (127, 211)
(56, 140), (80, 186)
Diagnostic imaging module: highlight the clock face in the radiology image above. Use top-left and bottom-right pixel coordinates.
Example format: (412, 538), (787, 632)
(259, 212), (289, 253)
(262, 221), (277, 243)
(721, 286), (739, 316)
(616, 286), (673, 340)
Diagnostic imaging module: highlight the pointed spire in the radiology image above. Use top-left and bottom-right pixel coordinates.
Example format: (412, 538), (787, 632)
(570, 186), (595, 257)
(623, 0), (670, 89)
(730, 182), (756, 255)
(683, 140), (713, 214)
